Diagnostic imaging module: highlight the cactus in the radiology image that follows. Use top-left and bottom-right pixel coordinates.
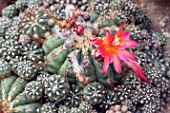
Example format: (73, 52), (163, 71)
(58, 105), (71, 113)
(79, 101), (93, 113)
(64, 85), (83, 108)
(37, 102), (57, 113)
(20, 6), (50, 37)
(100, 90), (118, 110)
(5, 24), (20, 40)
(2, 5), (18, 18)
(15, 0), (28, 11)
(0, 75), (41, 113)
(0, 0), (169, 113)
(16, 60), (39, 80)
(44, 75), (70, 103)
(25, 81), (43, 100)
(0, 58), (11, 78)
(0, 17), (12, 37)
(21, 41), (43, 61)
(1, 39), (22, 60)
(83, 82), (105, 105)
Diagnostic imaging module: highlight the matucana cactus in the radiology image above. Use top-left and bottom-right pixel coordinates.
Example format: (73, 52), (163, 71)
(0, 0), (170, 113)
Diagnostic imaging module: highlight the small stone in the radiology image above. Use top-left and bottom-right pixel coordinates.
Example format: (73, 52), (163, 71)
(115, 111), (121, 113)
(106, 110), (114, 113)
(121, 105), (128, 112)
(82, 0), (87, 4)
(113, 105), (121, 111)
(110, 106), (115, 110)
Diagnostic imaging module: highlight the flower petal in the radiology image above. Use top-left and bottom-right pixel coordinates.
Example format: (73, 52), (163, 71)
(104, 29), (113, 42)
(120, 40), (138, 48)
(91, 39), (103, 46)
(115, 20), (126, 36)
(113, 54), (121, 74)
(123, 50), (137, 61)
(116, 50), (127, 61)
(119, 31), (130, 40)
(102, 56), (110, 74)
(124, 60), (149, 83)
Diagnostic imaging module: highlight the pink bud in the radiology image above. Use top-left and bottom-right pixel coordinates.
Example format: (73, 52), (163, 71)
(76, 25), (84, 36)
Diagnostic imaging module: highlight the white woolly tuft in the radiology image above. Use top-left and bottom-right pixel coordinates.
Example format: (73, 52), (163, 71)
(65, 4), (75, 19)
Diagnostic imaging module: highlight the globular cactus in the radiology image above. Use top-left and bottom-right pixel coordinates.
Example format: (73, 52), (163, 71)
(64, 85), (83, 108)
(36, 71), (50, 85)
(100, 90), (118, 110)
(1, 39), (22, 60)
(44, 74), (70, 103)
(58, 105), (71, 113)
(0, 17), (12, 37)
(16, 60), (39, 80)
(83, 82), (105, 105)
(21, 41), (43, 62)
(78, 101), (93, 113)
(0, 58), (11, 78)
(25, 80), (43, 100)
(20, 6), (51, 37)
(5, 24), (20, 40)
(15, 0), (28, 11)
(37, 102), (57, 113)
(2, 5), (18, 18)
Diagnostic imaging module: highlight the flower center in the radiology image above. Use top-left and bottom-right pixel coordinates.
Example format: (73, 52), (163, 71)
(113, 36), (120, 45)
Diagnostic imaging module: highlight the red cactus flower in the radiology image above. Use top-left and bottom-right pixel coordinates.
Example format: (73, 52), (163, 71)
(91, 21), (148, 83)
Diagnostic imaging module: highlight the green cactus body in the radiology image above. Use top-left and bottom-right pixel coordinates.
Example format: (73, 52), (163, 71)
(58, 58), (76, 83)
(16, 0), (28, 11)
(37, 102), (57, 113)
(64, 85), (83, 108)
(44, 75), (70, 103)
(0, 58), (11, 78)
(70, 107), (83, 113)
(0, 75), (41, 113)
(42, 33), (65, 55)
(9, 57), (23, 74)
(2, 5), (18, 18)
(5, 25), (20, 40)
(79, 101), (93, 113)
(36, 71), (50, 85)
(58, 105), (71, 113)
(92, 56), (115, 86)
(46, 45), (70, 73)
(27, 0), (43, 7)
(0, 37), (5, 57)
(16, 60), (39, 80)
(25, 81), (43, 100)
(21, 6), (50, 37)
(49, 4), (66, 20)
(89, 12), (99, 23)
(0, 17), (12, 37)
(100, 90), (118, 110)
(1, 39), (22, 60)
(83, 82), (105, 105)
(0, 0), (169, 113)
(21, 41), (43, 62)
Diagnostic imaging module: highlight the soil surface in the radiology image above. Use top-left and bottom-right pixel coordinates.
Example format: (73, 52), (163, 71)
(131, 0), (170, 52)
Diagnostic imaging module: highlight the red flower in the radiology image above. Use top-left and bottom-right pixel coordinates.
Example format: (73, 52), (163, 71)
(91, 21), (148, 83)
